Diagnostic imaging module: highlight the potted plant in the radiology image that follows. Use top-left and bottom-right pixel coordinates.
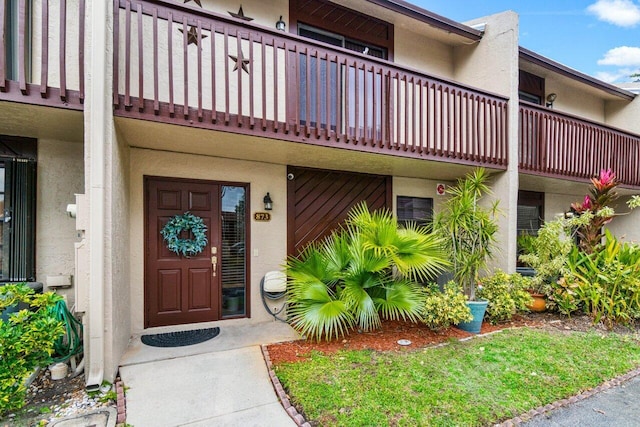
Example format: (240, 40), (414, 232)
(518, 218), (574, 312)
(433, 168), (499, 333)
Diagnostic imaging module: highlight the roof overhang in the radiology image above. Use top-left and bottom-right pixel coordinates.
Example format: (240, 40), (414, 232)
(520, 47), (636, 101)
(364, 0), (484, 41)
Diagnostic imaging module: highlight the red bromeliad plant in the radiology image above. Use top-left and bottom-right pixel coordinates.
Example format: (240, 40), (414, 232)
(570, 168), (618, 254)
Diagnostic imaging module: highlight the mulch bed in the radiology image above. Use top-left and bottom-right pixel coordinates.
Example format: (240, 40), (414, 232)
(267, 314), (544, 365)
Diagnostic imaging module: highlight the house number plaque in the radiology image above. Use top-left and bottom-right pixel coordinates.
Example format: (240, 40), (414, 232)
(254, 212), (271, 221)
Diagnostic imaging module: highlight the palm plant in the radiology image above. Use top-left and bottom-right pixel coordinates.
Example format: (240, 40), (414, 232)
(286, 203), (449, 341)
(433, 168), (499, 300)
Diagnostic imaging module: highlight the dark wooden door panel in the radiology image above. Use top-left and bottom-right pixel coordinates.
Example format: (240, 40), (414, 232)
(145, 177), (220, 328)
(288, 166), (390, 255)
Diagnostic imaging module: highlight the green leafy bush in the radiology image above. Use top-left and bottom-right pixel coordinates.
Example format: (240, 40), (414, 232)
(286, 203), (449, 341)
(518, 218), (575, 295)
(0, 284), (65, 414)
(477, 271), (533, 324)
(421, 282), (472, 330)
(564, 230), (640, 327)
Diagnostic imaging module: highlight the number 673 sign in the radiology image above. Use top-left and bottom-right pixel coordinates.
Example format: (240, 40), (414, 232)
(254, 212), (271, 222)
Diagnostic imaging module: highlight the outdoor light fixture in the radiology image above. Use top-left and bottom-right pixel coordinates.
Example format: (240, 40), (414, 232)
(263, 192), (273, 211)
(276, 16), (286, 31)
(546, 93), (557, 108)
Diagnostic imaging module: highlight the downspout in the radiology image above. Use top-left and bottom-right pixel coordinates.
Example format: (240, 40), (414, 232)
(85, 0), (109, 390)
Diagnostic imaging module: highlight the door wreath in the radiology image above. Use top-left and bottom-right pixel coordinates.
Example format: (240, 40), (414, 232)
(161, 212), (208, 257)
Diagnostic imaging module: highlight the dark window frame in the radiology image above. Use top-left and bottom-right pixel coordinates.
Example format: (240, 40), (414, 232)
(397, 196), (434, 228)
(290, 0), (394, 60)
(0, 136), (37, 282)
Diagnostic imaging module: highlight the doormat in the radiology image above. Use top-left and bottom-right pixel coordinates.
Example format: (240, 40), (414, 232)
(141, 327), (220, 348)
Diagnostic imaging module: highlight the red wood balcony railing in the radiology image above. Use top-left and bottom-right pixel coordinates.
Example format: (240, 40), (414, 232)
(113, 0), (508, 168)
(0, 0), (85, 109)
(519, 102), (640, 187)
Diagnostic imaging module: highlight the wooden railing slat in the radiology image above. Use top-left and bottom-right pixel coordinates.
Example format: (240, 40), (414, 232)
(18, 0), (26, 94)
(124, 0), (131, 108)
(152, 7), (159, 113)
(197, 20), (203, 121)
(137, 3), (143, 112)
(182, 17), (188, 119)
(113, 0), (120, 106)
(0, 0), (6, 91)
(58, 0), (66, 99)
(78, 0), (85, 102)
(167, 12), (174, 115)
(40, 0), (49, 97)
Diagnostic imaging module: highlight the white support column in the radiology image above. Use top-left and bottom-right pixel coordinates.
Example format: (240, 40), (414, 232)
(84, 0), (110, 390)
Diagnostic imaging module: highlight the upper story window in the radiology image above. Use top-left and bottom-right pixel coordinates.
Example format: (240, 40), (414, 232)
(298, 24), (388, 60)
(519, 70), (545, 105)
(290, 0), (393, 60)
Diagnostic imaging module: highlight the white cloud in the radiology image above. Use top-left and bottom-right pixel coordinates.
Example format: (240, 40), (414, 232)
(594, 69), (633, 82)
(597, 46), (640, 66)
(587, 0), (640, 27)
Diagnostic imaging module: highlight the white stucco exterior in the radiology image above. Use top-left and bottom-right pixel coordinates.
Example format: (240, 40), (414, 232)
(2, 0), (640, 389)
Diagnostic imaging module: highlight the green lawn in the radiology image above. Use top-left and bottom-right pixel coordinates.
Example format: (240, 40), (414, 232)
(274, 328), (640, 426)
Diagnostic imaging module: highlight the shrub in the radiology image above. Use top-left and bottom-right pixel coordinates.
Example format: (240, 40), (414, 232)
(421, 282), (472, 330)
(0, 284), (65, 414)
(286, 203), (449, 341)
(518, 218), (575, 295)
(477, 271), (533, 324)
(564, 230), (640, 327)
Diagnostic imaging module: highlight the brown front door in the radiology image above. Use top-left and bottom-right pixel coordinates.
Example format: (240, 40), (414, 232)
(145, 177), (249, 328)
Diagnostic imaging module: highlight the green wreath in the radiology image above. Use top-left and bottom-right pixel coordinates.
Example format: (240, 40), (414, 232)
(161, 212), (208, 257)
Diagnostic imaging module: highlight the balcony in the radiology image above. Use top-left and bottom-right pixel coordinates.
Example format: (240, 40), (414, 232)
(113, 0), (508, 168)
(519, 102), (640, 188)
(0, 0), (85, 110)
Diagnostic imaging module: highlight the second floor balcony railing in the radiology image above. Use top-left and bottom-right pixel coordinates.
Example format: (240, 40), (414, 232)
(113, 0), (509, 168)
(519, 102), (640, 187)
(0, 0), (85, 109)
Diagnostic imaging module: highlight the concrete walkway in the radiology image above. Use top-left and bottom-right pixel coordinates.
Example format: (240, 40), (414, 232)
(119, 321), (299, 427)
(521, 374), (640, 427)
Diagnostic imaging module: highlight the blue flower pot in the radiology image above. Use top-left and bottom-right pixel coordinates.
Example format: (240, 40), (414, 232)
(457, 300), (488, 334)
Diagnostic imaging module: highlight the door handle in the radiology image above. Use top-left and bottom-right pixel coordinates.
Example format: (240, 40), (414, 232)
(212, 255), (217, 277)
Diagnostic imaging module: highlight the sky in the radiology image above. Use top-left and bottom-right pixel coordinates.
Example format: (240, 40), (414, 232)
(413, 0), (640, 84)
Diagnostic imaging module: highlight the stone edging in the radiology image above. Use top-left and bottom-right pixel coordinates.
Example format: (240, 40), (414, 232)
(495, 366), (640, 426)
(261, 330), (640, 427)
(115, 377), (127, 425)
(261, 345), (311, 427)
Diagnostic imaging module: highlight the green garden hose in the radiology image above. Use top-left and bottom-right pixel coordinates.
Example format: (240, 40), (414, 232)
(51, 299), (83, 363)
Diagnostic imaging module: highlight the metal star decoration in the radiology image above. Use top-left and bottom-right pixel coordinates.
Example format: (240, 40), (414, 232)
(228, 5), (253, 21)
(183, 0), (203, 7)
(178, 25), (208, 46)
(229, 49), (250, 74)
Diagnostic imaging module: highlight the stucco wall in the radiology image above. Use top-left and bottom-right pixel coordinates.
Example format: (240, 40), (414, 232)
(544, 193), (576, 222)
(454, 12), (520, 273)
(36, 139), (84, 305)
(129, 148), (288, 333)
(543, 76), (605, 123)
(392, 176), (452, 218)
(606, 196), (640, 243)
(393, 27), (453, 78)
(605, 97), (640, 136)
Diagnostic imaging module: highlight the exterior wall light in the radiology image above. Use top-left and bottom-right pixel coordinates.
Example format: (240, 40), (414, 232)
(276, 16), (286, 31)
(546, 93), (557, 108)
(263, 192), (273, 210)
